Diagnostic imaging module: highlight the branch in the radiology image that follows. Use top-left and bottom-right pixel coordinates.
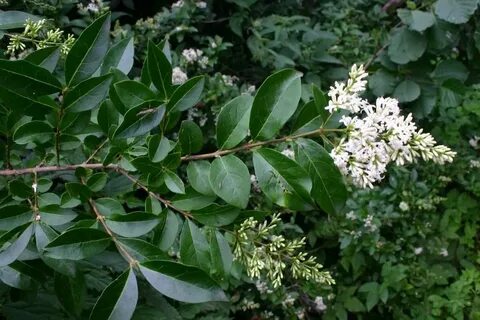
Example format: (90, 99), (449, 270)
(0, 163), (118, 176)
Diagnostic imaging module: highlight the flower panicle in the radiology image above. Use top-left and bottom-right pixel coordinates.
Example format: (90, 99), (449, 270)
(328, 64), (456, 188)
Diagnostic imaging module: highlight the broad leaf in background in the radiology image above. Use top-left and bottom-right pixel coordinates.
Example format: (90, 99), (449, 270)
(253, 148), (312, 210)
(90, 268), (138, 320)
(249, 69), (302, 140)
(397, 9), (436, 32)
(435, 0), (479, 24)
(65, 13), (111, 86)
(209, 155), (250, 209)
(139, 260), (227, 303)
(295, 138), (347, 214)
(216, 94), (253, 149)
(0, 11), (41, 29)
(388, 27), (426, 64)
(45, 228), (111, 260)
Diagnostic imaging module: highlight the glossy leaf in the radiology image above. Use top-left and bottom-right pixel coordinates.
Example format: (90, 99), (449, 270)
(179, 120), (203, 154)
(116, 238), (168, 262)
(0, 205), (32, 231)
(64, 74), (112, 113)
(0, 59), (62, 97)
(105, 213), (160, 237)
(45, 228), (111, 260)
(101, 37), (134, 75)
(164, 169), (186, 194)
(0, 11), (41, 29)
(25, 46), (61, 73)
(216, 94), (253, 149)
(114, 103), (165, 139)
(139, 260), (227, 303)
(0, 224), (34, 267)
(209, 230), (233, 279)
(253, 148), (312, 210)
(249, 69), (302, 140)
(167, 76), (205, 112)
(294, 138), (347, 214)
(147, 41), (172, 99)
(156, 210), (181, 251)
(190, 204), (240, 227)
(171, 188), (216, 211)
(180, 219), (211, 270)
(187, 161), (215, 196)
(209, 155), (250, 209)
(112, 80), (156, 113)
(65, 13), (111, 85)
(148, 135), (171, 163)
(90, 268), (138, 320)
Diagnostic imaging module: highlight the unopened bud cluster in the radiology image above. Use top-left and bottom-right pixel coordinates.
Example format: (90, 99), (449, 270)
(328, 64), (456, 188)
(7, 19), (75, 56)
(233, 214), (334, 288)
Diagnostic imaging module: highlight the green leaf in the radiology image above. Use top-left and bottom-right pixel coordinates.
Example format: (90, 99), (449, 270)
(435, 0), (479, 24)
(147, 41), (172, 99)
(156, 210), (181, 251)
(0, 59), (62, 97)
(368, 70), (398, 97)
(164, 169), (186, 194)
(105, 213), (160, 237)
(432, 60), (469, 83)
(101, 37), (134, 75)
(209, 230), (233, 279)
(180, 220), (211, 270)
(39, 205), (78, 226)
(25, 46), (61, 73)
(0, 224), (33, 267)
(95, 198), (125, 216)
(90, 268), (138, 320)
(187, 161), (215, 196)
(8, 179), (32, 198)
(190, 204), (240, 227)
(65, 13), (111, 86)
(345, 297), (365, 312)
(0, 261), (39, 290)
(45, 228), (111, 260)
(249, 69), (302, 140)
(292, 101), (320, 132)
(312, 85), (329, 120)
(114, 103), (165, 139)
(139, 260), (227, 303)
(0, 11), (41, 29)
(295, 138), (347, 214)
(179, 120), (203, 154)
(167, 76), (205, 112)
(98, 100), (119, 134)
(388, 27), (426, 64)
(216, 94), (253, 149)
(148, 135), (171, 163)
(87, 172), (108, 192)
(112, 80), (156, 113)
(55, 273), (86, 318)
(0, 205), (32, 231)
(116, 238), (168, 262)
(64, 74), (112, 113)
(397, 9), (436, 32)
(209, 155), (250, 209)
(13, 120), (53, 145)
(171, 188), (215, 211)
(393, 80), (421, 103)
(253, 148), (312, 210)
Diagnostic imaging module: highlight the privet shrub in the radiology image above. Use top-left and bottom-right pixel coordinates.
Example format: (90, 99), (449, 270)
(0, 9), (458, 320)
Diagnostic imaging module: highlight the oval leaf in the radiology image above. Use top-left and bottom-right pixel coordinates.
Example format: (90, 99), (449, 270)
(216, 94), (253, 149)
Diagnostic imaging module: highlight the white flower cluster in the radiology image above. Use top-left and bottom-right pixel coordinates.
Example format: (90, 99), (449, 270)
(172, 67), (188, 85)
(182, 48), (209, 68)
(171, 0), (184, 8)
(196, 1), (207, 8)
(329, 65), (456, 188)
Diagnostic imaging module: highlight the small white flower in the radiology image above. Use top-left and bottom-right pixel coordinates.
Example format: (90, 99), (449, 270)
(246, 85), (256, 94)
(399, 201), (409, 212)
(32, 183), (38, 193)
(86, 2), (99, 13)
(172, 67), (188, 85)
(470, 160), (480, 168)
(439, 248), (448, 257)
(171, 0), (184, 8)
(314, 296), (327, 311)
(222, 74), (238, 86)
(282, 294), (295, 308)
(469, 136), (480, 149)
(414, 247), (423, 255)
(196, 1), (207, 8)
(182, 48), (203, 63)
(281, 147), (295, 159)
(346, 211), (357, 220)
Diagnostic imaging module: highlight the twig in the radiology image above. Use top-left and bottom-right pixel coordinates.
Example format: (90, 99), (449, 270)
(0, 163), (118, 176)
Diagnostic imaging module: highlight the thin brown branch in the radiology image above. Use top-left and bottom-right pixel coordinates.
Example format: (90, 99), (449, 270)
(116, 168), (193, 219)
(0, 163), (118, 176)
